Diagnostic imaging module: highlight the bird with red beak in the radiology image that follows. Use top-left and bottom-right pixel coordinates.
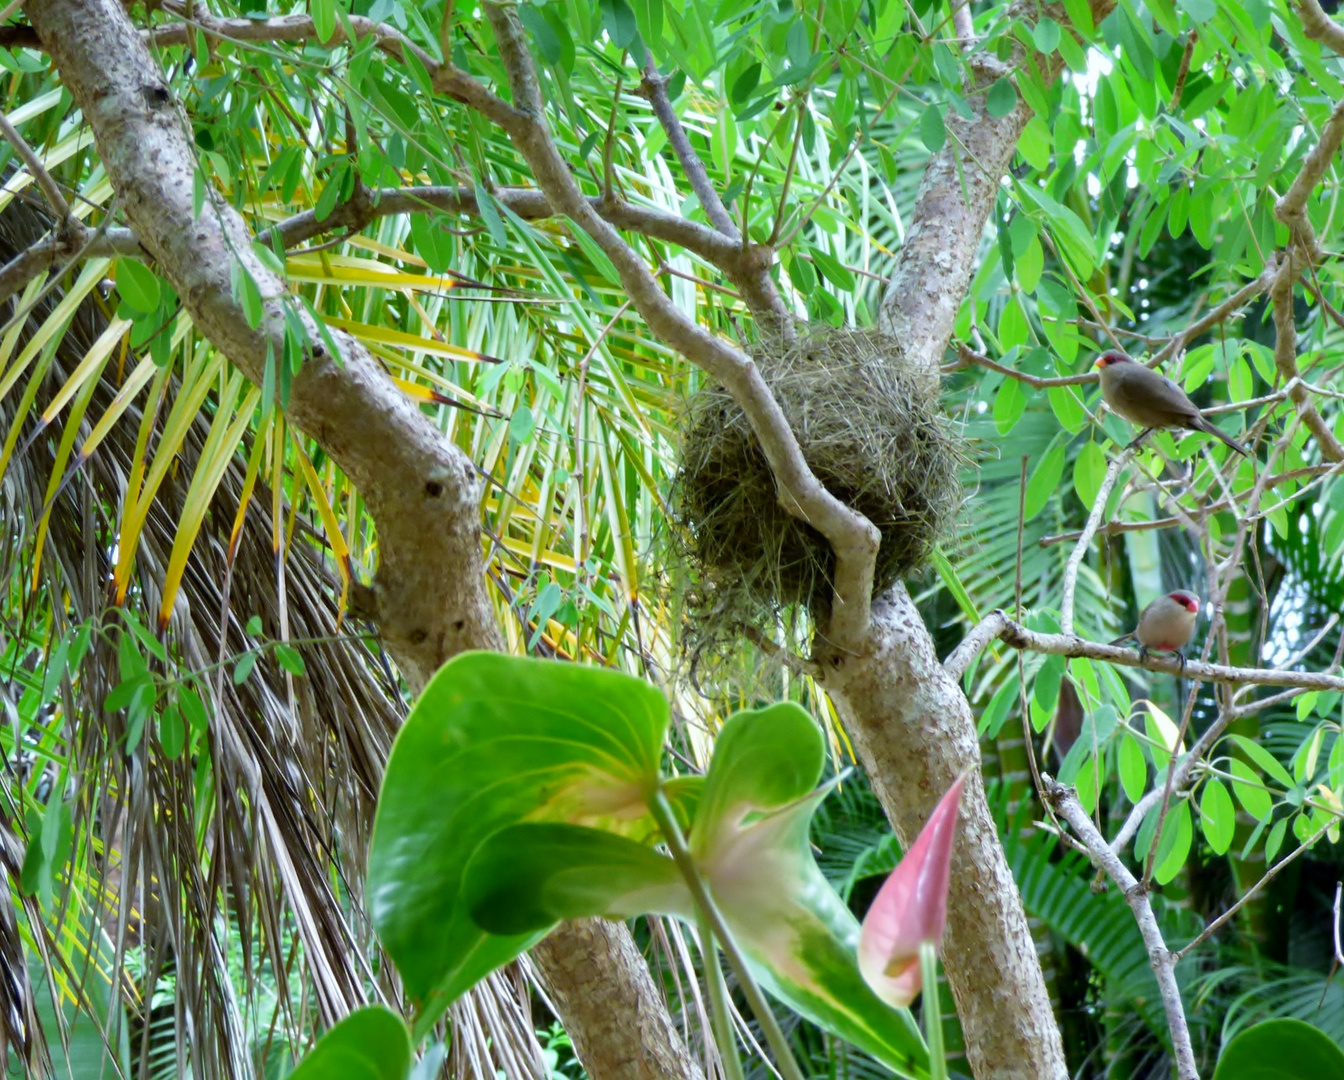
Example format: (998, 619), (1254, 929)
(1111, 590), (1201, 670)
(1095, 351), (1249, 456)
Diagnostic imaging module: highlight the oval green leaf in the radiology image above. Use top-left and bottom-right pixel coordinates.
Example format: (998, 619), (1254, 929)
(1199, 777), (1235, 856)
(116, 259), (162, 313)
(1213, 1018), (1344, 1080)
(986, 78), (1018, 118)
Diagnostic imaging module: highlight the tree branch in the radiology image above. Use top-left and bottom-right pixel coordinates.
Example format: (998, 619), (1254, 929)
(638, 60), (738, 241)
(1041, 778), (1197, 1080)
(149, 3), (440, 73)
(0, 225), (142, 307)
(0, 111), (76, 231)
(439, 3), (879, 650)
(636, 59), (789, 330)
(966, 610), (1344, 692)
(1060, 452), (1127, 637)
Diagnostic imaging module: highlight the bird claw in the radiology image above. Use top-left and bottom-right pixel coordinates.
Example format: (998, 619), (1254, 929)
(1125, 429), (1155, 452)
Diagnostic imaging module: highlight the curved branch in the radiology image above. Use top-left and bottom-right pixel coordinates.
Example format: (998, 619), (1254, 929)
(442, 3), (880, 650)
(1041, 779), (1197, 1080)
(262, 184), (755, 272)
(974, 610), (1344, 692)
(0, 226), (142, 306)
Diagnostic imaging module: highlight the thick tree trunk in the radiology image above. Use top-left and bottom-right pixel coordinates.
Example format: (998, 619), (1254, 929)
(27, 3), (701, 1079)
(818, 588), (1067, 1079)
(534, 920), (704, 1080)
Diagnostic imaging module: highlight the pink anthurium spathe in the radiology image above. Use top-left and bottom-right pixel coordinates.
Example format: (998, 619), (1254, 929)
(857, 775), (965, 1008)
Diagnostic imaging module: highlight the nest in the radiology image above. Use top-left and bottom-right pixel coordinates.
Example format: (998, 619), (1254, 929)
(670, 327), (964, 665)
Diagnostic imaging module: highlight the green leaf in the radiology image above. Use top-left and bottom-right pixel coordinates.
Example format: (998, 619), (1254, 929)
(368, 653), (668, 1024)
(231, 260), (264, 330)
(919, 104), (946, 152)
(1226, 735), (1295, 789)
(1176, 0), (1217, 24)
(246, 614), (264, 635)
(1199, 778), (1235, 856)
(473, 183), (509, 248)
(1118, 730), (1147, 804)
(232, 651), (257, 685)
(600, 0), (639, 49)
(1024, 438), (1066, 519)
(159, 705), (186, 759)
(1229, 758), (1272, 820)
(993, 376), (1026, 434)
(178, 685), (211, 732)
(509, 403), (536, 445)
(1016, 236), (1043, 292)
(731, 62), (762, 105)
(986, 78), (1018, 118)
(691, 703), (823, 851)
(275, 644), (307, 676)
(1213, 1018), (1344, 1080)
(311, 0), (337, 43)
(462, 822), (690, 934)
(1152, 800), (1191, 885)
(1073, 441), (1108, 507)
(105, 672), (152, 713)
(116, 260), (162, 314)
(809, 247), (855, 291)
(287, 1007), (411, 1080)
(1033, 17), (1062, 53)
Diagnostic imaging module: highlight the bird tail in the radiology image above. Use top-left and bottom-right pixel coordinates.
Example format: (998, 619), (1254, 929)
(1109, 631), (1136, 646)
(1196, 414), (1249, 456)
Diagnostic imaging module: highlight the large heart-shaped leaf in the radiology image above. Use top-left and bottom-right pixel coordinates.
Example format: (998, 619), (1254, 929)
(1213, 1018), (1344, 1079)
(367, 652), (668, 1023)
(462, 822), (693, 934)
(287, 1007), (411, 1080)
(692, 704), (929, 1078)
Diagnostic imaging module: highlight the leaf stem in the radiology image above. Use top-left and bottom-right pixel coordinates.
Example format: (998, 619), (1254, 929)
(919, 943), (947, 1080)
(697, 907), (746, 1080)
(650, 787), (807, 1080)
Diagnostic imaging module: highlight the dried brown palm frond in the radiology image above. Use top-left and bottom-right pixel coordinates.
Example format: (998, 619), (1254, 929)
(0, 189), (413, 1076)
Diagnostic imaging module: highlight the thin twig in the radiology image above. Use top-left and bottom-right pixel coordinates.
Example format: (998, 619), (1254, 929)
(981, 613), (1344, 692)
(1060, 453), (1127, 637)
(1042, 779), (1197, 1080)
(1174, 823), (1330, 960)
(0, 112), (77, 230)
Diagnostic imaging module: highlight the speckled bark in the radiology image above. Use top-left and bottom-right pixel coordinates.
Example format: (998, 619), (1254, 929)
(27, 3), (700, 1079)
(818, 588), (1067, 1080)
(534, 920), (705, 1080)
(858, 14), (1090, 1073)
(880, 92), (1031, 389)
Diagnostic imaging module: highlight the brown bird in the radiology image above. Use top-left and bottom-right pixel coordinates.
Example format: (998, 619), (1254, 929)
(1095, 351), (1249, 456)
(1110, 591), (1201, 669)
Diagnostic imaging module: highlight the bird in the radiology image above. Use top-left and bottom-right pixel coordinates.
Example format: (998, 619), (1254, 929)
(1094, 351), (1249, 456)
(1110, 591), (1201, 670)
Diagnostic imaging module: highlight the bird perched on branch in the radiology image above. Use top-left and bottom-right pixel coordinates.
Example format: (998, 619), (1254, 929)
(1095, 351), (1249, 456)
(1111, 591), (1201, 670)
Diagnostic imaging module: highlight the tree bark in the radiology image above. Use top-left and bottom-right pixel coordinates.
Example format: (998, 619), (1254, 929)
(818, 588), (1067, 1080)
(26, 3), (701, 1079)
(534, 920), (704, 1080)
(831, 9), (1115, 1071)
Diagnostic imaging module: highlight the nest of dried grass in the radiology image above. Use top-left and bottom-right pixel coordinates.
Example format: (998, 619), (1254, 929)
(670, 327), (964, 663)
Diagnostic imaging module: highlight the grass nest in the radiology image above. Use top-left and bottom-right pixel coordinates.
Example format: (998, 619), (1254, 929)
(670, 327), (964, 666)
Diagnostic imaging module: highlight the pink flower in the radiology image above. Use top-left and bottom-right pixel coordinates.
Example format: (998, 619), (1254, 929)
(857, 775), (965, 1008)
